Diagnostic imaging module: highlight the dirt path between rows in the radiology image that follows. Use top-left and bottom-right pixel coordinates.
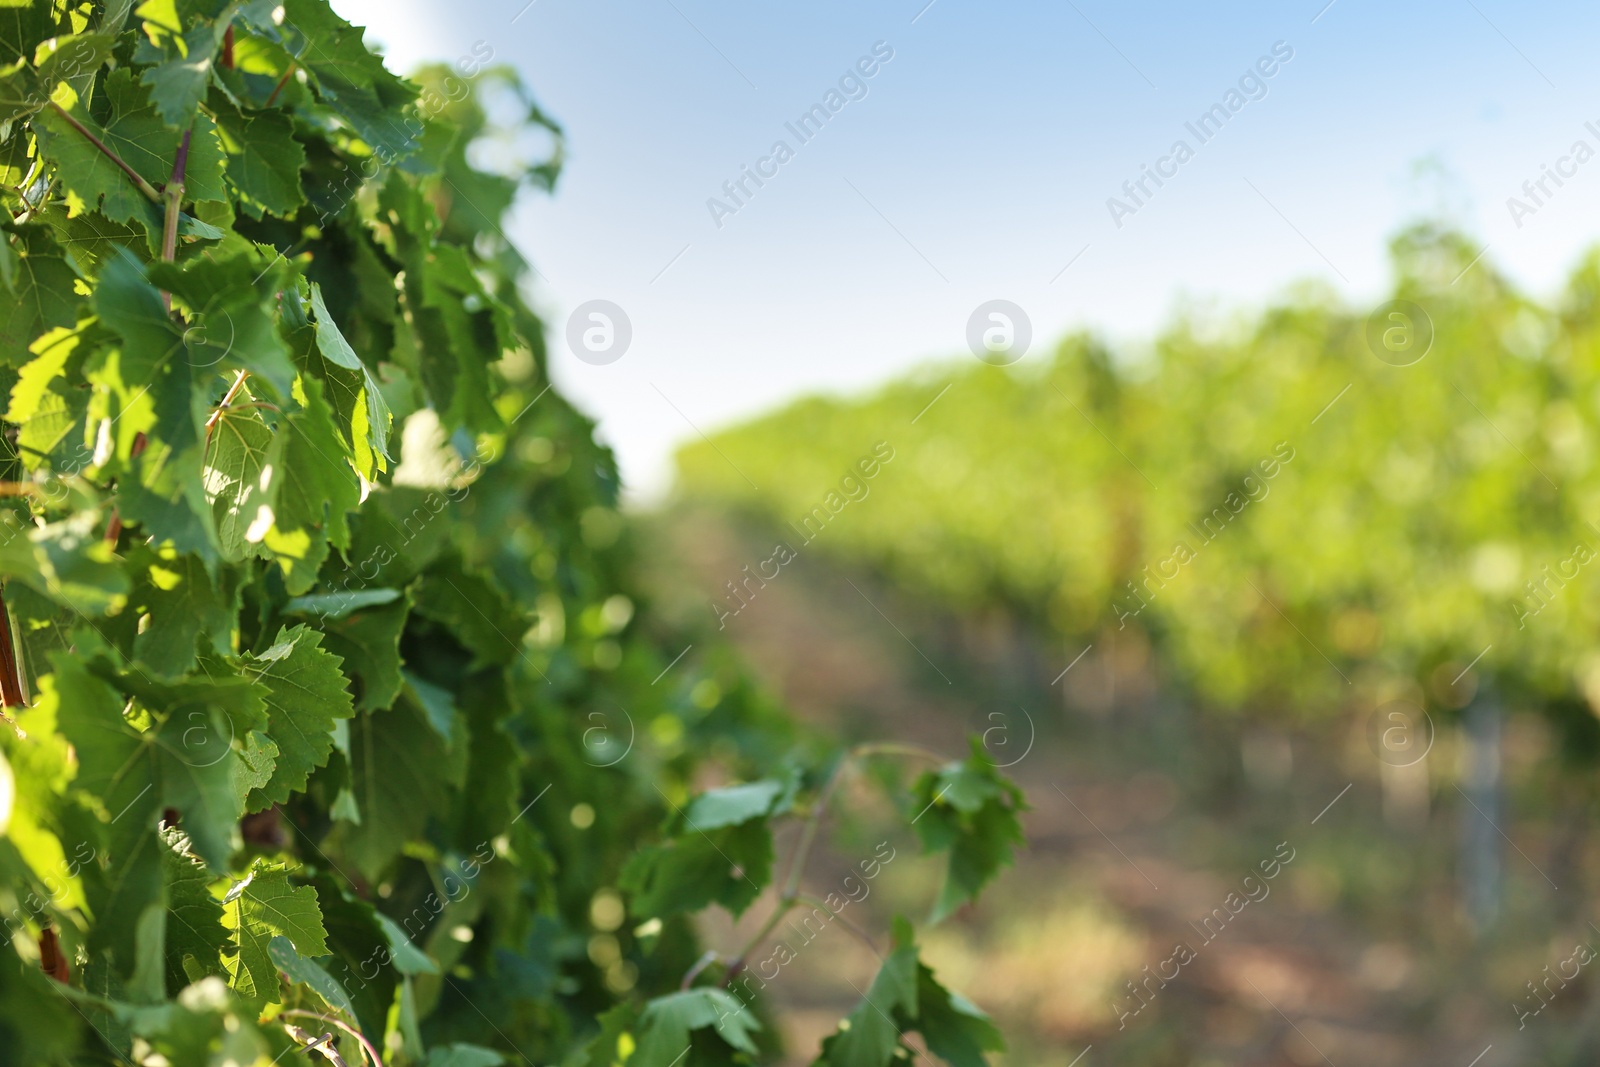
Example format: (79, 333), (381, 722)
(646, 509), (1584, 1067)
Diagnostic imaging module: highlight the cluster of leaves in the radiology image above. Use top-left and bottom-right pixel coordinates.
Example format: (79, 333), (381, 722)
(0, 2), (1026, 1066)
(676, 225), (1600, 744)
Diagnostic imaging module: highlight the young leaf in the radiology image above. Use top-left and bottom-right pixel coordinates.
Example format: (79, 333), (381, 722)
(204, 400), (274, 561)
(814, 919), (1003, 1067)
(633, 989), (760, 1067)
(0, 227), (81, 358)
(122, 548), (238, 679)
(620, 814), (773, 920)
(139, 21), (228, 129)
(319, 592), (410, 712)
(240, 625), (355, 808)
(161, 826), (228, 991)
(211, 97), (306, 217)
(221, 863), (328, 1004)
(685, 779), (787, 831)
(910, 741), (1026, 923)
(267, 934), (355, 1016)
(814, 936), (917, 1067)
(308, 281), (390, 474)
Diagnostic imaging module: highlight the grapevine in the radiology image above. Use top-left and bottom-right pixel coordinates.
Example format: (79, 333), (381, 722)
(0, 3), (1025, 1066)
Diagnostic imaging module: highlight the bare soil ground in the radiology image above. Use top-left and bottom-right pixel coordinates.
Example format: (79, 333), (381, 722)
(642, 507), (1595, 1067)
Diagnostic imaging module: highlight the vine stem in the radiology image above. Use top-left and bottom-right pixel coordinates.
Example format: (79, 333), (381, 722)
(278, 1010), (382, 1067)
(712, 741), (951, 988)
(680, 949), (720, 991)
(266, 62), (298, 107)
(851, 742), (948, 765)
(793, 893), (883, 961)
(282, 1027), (349, 1067)
(158, 128), (190, 310)
(206, 369), (251, 434)
(161, 128), (190, 262)
(782, 756), (851, 900)
(719, 898), (798, 987)
(0, 589), (25, 708)
(46, 101), (161, 203)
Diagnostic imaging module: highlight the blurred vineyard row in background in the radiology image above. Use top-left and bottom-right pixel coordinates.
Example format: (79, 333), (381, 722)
(654, 224), (1600, 1065)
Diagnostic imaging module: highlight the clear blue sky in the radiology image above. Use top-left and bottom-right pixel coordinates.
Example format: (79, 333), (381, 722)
(334, 0), (1600, 497)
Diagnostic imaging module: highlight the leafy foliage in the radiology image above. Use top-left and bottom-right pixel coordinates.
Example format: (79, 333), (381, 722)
(0, 3), (1021, 1065)
(675, 227), (1600, 741)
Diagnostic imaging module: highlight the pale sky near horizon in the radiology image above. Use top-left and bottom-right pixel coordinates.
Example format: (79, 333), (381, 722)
(333, 0), (1600, 500)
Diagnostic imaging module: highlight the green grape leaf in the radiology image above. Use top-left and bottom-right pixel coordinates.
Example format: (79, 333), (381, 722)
(212, 96), (306, 217)
(107, 657), (270, 739)
(403, 670), (453, 740)
(0, 510), (129, 616)
(372, 911), (439, 976)
(285, 587), (401, 619)
(620, 816), (773, 921)
(46, 654), (163, 973)
(320, 592), (409, 712)
(307, 281), (389, 475)
(0, 226), (81, 358)
(7, 324), (89, 468)
(139, 20), (226, 128)
(42, 207), (146, 277)
(307, 873), (407, 1040)
(815, 919), (1003, 1067)
(203, 401), (274, 561)
(161, 826), (228, 991)
(425, 1045), (506, 1067)
(270, 0), (420, 160)
(124, 548), (238, 678)
(233, 730), (278, 811)
(35, 71), (227, 237)
(0, 31), (115, 133)
(240, 624), (355, 808)
(276, 372), (361, 553)
(910, 741), (1026, 923)
(339, 700), (451, 878)
(913, 955), (1005, 1067)
(634, 989), (760, 1067)
(685, 779), (787, 832)
(146, 241), (296, 403)
(93, 250), (212, 547)
(35, 31), (117, 88)
(814, 931), (918, 1067)
(268, 934), (355, 1016)
(411, 557), (525, 669)
(0, 4), (54, 67)
(221, 863), (328, 1003)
